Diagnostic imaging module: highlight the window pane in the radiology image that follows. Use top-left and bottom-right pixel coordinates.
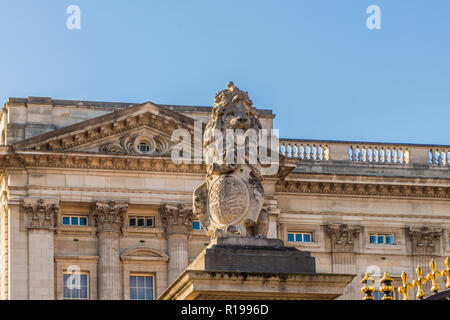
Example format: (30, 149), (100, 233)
(129, 218), (136, 227)
(146, 218), (154, 228)
(295, 234), (302, 242)
(80, 286), (88, 299)
(130, 276), (136, 288)
(137, 276), (145, 287)
(287, 233), (294, 242)
(193, 221), (200, 230)
(137, 288), (145, 300)
(146, 288), (153, 300)
(63, 286), (70, 299)
(130, 288), (137, 300)
(370, 235), (377, 244)
(71, 217), (78, 225)
(80, 274), (88, 286)
(386, 235), (394, 244)
(378, 235), (385, 244)
(145, 276), (153, 288)
(79, 217), (87, 226)
(63, 217), (70, 225)
(137, 218), (145, 227)
(303, 234), (311, 242)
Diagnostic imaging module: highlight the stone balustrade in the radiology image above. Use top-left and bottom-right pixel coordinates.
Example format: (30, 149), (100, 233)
(280, 139), (450, 166)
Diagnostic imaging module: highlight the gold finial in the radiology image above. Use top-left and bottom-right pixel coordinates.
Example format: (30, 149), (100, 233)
(361, 272), (376, 300)
(412, 266), (427, 299)
(442, 257), (450, 289)
(379, 272), (395, 300)
(426, 259), (441, 293)
(398, 271), (413, 300)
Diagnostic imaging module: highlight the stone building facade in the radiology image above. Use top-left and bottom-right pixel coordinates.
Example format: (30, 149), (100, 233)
(0, 96), (449, 300)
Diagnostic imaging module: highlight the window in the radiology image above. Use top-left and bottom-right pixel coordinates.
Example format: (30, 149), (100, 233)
(130, 275), (154, 300)
(287, 232), (313, 243)
(63, 272), (89, 300)
(138, 142), (150, 154)
(62, 216), (88, 226)
(129, 216), (155, 228)
(192, 220), (204, 230)
(370, 233), (395, 245)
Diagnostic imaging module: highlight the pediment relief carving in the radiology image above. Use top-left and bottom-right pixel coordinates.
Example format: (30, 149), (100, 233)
(98, 132), (173, 156)
(121, 246), (169, 262)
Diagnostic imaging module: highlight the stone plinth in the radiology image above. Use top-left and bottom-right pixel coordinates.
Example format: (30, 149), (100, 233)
(158, 236), (355, 300)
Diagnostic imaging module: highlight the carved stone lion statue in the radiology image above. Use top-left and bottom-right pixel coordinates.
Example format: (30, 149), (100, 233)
(193, 82), (269, 238)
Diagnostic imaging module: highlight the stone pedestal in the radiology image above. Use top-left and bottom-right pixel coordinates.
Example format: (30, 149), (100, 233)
(158, 237), (355, 300)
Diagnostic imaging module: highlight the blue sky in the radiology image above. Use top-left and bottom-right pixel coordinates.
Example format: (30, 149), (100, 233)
(0, 1), (449, 144)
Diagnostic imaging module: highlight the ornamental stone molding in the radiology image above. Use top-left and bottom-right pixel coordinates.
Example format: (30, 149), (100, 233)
(91, 201), (128, 234)
(98, 133), (172, 156)
(406, 226), (442, 255)
(276, 180), (450, 199)
(23, 198), (59, 230)
(327, 223), (361, 253)
(159, 203), (193, 235)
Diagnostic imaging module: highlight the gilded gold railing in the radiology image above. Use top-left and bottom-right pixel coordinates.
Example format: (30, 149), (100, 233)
(361, 257), (450, 300)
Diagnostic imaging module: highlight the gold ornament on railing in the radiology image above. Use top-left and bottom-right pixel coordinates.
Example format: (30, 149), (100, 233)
(426, 259), (441, 293)
(379, 272), (395, 300)
(442, 257), (450, 289)
(361, 272), (376, 300)
(412, 266), (428, 300)
(398, 271), (413, 300)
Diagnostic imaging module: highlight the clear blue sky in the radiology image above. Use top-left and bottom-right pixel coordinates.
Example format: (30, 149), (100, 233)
(1, 0), (449, 144)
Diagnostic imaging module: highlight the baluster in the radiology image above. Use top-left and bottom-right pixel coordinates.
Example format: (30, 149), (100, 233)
(306, 145), (311, 160)
(386, 149), (391, 163)
(404, 149), (410, 164)
(393, 148), (398, 163)
(312, 145), (317, 160)
(280, 143), (285, 156)
(399, 149), (404, 164)
(429, 149), (433, 164)
(300, 145), (305, 159)
(349, 146), (353, 161)
(292, 144), (297, 158)
(318, 146), (323, 160)
(441, 151), (446, 166)
(324, 146), (329, 160)
(380, 147), (385, 163)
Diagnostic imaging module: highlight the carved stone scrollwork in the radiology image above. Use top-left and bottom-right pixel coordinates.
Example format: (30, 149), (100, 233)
(99, 134), (172, 155)
(327, 223), (361, 253)
(23, 198), (59, 230)
(159, 203), (193, 235)
(407, 226), (442, 255)
(91, 201), (128, 233)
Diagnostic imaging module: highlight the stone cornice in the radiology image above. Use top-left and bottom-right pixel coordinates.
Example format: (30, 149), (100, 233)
(276, 180), (450, 199)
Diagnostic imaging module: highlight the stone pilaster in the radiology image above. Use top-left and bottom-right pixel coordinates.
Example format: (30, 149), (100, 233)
(23, 198), (59, 300)
(91, 200), (128, 300)
(327, 223), (361, 274)
(159, 204), (193, 285)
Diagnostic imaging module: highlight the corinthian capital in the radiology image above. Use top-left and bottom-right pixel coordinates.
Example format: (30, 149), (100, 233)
(23, 198), (59, 230)
(91, 201), (128, 233)
(327, 223), (361, 253)
(159, 203), (193, 235)
(407, 226), (442, 255)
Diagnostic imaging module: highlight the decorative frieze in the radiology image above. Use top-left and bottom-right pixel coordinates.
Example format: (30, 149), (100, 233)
(407, 226), (442, 255)
(327, 223), (361, 253)
(23, 198), (59, 230)
(276, 180), (450, 199)
(159, 204), (193, 235)
(91, 201), (128, 234)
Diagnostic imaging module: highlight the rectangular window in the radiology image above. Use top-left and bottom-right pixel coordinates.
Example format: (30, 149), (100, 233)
(63, 273), (89, 300)
(287, 232), (313, 243)
(129, 216), (155, 228)
(369, 233), (395, 245)
(130, 275), (154, 300)
(62, 216), (88, 226)
(192, 221), (204, 230)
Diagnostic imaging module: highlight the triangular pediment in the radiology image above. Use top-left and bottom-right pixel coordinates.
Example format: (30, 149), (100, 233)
(13, 102), (201, 156)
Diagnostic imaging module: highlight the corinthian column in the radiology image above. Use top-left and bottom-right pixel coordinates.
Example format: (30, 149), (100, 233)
(159, 204), (193, 285)
(91, 201), (128, 300)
